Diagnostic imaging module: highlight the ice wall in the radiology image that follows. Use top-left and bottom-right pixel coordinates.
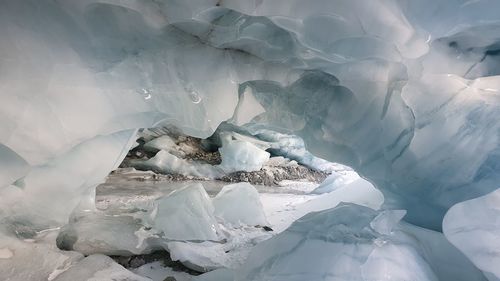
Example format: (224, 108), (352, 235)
(0, 0), (499, 246)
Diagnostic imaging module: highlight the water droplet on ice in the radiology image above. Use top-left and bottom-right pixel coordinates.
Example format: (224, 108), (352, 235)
(189, 90), (202, 104)
(137, 88), (152, 100)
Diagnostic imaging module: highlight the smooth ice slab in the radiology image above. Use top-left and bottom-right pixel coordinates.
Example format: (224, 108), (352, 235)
(218, 133), (270, 173)
(0, 144), (29, 188)
(443, 188), (500, 281)
(213, 183), (268, 227)
(153, 183), (220, 241)
(53, 254), (151, 281)
(197, 203), (487, 281)
(311, 172), (359, 194)
(0, 231), (83, 281)
(57, 213), (150, 256)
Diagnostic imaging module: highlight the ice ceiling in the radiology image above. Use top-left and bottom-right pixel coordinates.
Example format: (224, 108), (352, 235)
(1, 0), (500, 279)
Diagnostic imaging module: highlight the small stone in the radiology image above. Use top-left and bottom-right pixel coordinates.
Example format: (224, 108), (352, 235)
(263, 226), (273, 232)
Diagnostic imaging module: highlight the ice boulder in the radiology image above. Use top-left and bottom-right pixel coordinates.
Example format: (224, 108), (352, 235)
(153, 183), (220, 241)
(218, 134), (270, 173)
(53, 254), (151, 281)
(143, 135), (177, 153)
(0, 144), (29, 188)
(443, 188), (500, 281)
(310, 172), (359, 194)
(130, 150), (224, 178)
(56, 213), (151, 256)
(201, 203), (486, 281)
(213, 183), (268, 227)
(0, 231), (83, 281)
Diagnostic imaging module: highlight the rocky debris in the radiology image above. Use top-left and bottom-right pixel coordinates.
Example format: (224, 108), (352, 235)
(109, 168), (206, 182)
(220, 165), (328, 186)
(118, 128), (329, 186)
(121, 129), (221, 168)
(111, 162), (327, 187)
(111, 250), (201, 276)
(185, 149), (221, 165)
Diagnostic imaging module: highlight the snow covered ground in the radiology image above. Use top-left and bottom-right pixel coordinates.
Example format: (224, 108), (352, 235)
(89, 169), (369, 281)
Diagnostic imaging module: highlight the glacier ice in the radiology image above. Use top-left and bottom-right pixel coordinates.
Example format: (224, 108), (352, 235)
(143, 135), (178, 154)
(0, 230), (83, 281)
(0, 130), (135, 224)
(443, 188), (500, 280)
(131, 149), (224, 179)
(2, 0), (499, 230)
(218, 133), (270, 173)
(129, 130), (273, 178)
(196, 204), (487, 281)
(229, 86), (266, 126)
(0, 144), (29, 189)
(194, 268), (234, 281)
(56, 212), (150, 256)
(52, 254), (151, 281)
(153, 183), (220, 241)
(212, 182), (268, 227)
(0, 0), (500, 279)
(263, 177), (384, 233)
(310, 172), (359, 194)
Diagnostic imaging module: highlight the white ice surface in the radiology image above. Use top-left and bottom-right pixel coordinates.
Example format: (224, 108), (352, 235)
(133, 261), (194, 281)
(0, 230), (83, 281)
(154, 183), (220, 241)
(143, 136), (177, 153)
(443, 188), (500, 281)
(230, 86), (266, 126)
(196, 203), (487, 281)
(310, 171), (360, 194)
(53, 254), (151, 281)
(132, 150), (224, 179)
(218, 135), (270, 173)
(212, 183), (268, 227)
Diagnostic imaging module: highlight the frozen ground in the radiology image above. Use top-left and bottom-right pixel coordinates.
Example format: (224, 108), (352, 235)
(91, 168), (363, 281)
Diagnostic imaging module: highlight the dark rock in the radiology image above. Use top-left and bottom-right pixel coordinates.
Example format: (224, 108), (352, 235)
(110, 250), (201, 275)
(263, 226), (273, 232)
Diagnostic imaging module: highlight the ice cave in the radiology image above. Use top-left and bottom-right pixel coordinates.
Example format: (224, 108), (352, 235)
(1, 0), (500, 280)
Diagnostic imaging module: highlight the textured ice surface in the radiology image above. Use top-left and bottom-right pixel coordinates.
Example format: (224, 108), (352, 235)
(143, 136), (177, 154)
(216, 126), (351, 174)
(0, 230), (83, 281)
(133, 261), (194, 281)
(154, 184), (220, 241)
(229, 86), (266, 126)
(197, 204), (486, 281)
(57, 212), (150, 256)
(1, 0), (499, 231)
(218, 133), (270, 173)
(262, 178), (384, 233)
(131, 131), (273, 178)
(194, 268), (234, 281)
(444, 189), (500, 281)
(213, 183), (268, 227)
(311, 172), (359, 194)
(0, 130), (135, 225)
(53, 254), (151, 281)
(131, 149), (224, 178)
(1, 0), (500, 279)
(0, 144), (29, 189)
